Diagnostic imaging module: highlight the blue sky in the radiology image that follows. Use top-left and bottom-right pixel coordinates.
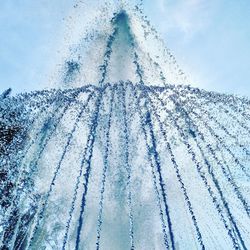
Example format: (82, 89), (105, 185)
(0, 0), (250, 96)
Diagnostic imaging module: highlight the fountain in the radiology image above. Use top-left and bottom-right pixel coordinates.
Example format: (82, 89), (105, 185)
(0, 2), (250, 250)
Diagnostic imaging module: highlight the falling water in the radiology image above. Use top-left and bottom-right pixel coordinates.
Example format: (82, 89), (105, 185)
(0, 2), (250, 250)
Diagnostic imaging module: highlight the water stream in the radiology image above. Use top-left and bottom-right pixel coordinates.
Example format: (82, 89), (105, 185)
(0, 3), (250, 250)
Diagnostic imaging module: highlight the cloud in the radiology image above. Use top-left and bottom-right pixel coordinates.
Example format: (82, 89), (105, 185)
(152, 0), (219, 39)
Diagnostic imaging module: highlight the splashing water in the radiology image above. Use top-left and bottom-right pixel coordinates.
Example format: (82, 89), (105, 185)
(1, 2), (250, 250)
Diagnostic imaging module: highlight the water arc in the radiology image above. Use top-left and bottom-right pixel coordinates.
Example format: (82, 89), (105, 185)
(0, 4), (250, 250)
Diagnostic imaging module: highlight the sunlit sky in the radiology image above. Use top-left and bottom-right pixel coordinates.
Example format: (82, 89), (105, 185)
(0, 0), (250, 96)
